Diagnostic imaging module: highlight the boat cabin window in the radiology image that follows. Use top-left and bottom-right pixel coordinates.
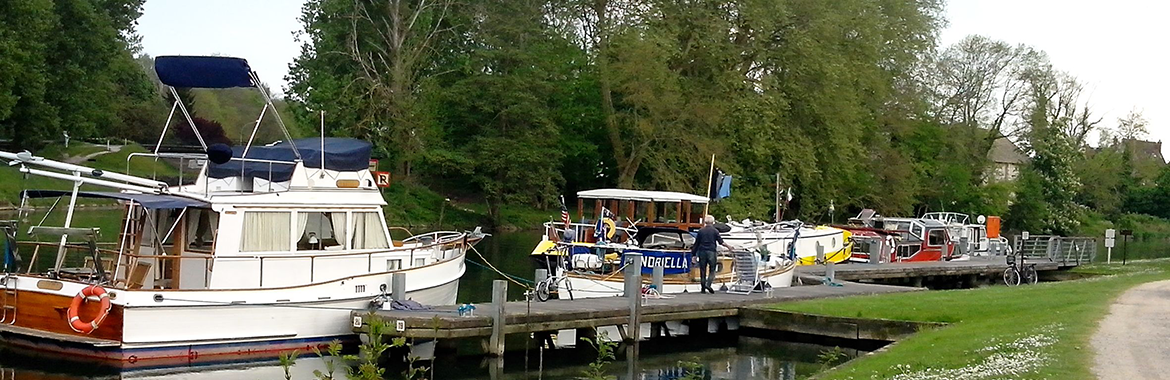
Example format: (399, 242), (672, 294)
(927, 229), (946, 246)
(240, 212), (292, 252)
(640, 231), (694, 250)
(296, 211), (346, 251)
(910, 223), (925, 240)
(350, 212), (390, 249)
(185, 208), (218, 251)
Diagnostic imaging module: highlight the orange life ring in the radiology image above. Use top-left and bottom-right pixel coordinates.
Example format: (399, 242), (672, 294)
(67, 285), (111, 334)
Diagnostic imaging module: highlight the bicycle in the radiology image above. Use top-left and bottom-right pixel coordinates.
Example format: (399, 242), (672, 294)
(1003, 252), (1038, 286)
(534, 270), (574, 302)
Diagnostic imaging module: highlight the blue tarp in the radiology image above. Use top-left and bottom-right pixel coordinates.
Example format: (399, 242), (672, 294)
(207, 138), (373, 181)
(155, 56), (256, 88)
(20, 190), (209, 209)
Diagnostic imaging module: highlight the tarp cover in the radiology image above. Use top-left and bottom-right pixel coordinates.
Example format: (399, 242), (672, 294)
(155, 56), (255, 88)
(207, 138), (373, 181)
(21, 190), (208, 209)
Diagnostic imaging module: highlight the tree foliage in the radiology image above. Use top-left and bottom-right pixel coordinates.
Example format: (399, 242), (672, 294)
(276, 0), (1157, 228)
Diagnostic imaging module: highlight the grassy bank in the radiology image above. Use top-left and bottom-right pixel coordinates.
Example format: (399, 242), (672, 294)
(381, 181), (554, 231)
(770, 261), (1170, 379)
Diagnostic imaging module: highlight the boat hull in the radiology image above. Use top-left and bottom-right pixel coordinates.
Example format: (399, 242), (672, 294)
(564, 263), (795, 299)
(0, 252), (464, 369)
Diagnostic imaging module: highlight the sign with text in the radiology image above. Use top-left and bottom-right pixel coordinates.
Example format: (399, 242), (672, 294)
(374, 171), (391, 188)
(1105, 238), (1116, 248)
(368, 159), (379, 172)
(1105, 229), (1116, 239)
(623, 250), (692, 275)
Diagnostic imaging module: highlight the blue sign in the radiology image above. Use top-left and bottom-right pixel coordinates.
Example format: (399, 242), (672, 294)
(622, 250), (692, 275)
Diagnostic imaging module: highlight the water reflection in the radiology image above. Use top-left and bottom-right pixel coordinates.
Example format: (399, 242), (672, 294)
(0, 337), (857, 379)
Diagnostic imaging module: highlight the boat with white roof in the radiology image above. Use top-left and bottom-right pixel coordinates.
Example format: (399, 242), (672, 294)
(0, 56), (484, 368)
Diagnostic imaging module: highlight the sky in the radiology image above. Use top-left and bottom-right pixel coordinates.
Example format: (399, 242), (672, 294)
(138, 0), (1170, 154)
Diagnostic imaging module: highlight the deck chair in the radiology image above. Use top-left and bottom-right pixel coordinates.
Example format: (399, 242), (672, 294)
(727, 249), (762, 295)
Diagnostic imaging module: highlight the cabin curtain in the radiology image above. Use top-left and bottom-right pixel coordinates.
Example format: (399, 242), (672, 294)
(296, 212), (311, 241)
(350, 212), (389, 249)
(241, 212), (291, 252)
(329, 212), (347, 247)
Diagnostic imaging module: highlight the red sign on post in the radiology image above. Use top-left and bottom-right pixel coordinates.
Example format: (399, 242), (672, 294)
(374, 171), (392, 188)
(368, 159), (379, 172)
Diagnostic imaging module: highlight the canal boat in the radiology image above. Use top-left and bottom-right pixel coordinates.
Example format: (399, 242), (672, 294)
(845, 210), (959, 262)
(0, 56), (484, 368)
(529, 188), (706, 269)
(555, 226), (795, 298)
(531, 189), (793, 298)
(720, 220), (852, 265)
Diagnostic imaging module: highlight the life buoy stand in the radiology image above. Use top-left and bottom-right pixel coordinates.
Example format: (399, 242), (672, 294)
(67, 285), (111, 334)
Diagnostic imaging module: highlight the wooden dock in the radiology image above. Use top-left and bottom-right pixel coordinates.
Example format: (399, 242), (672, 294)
(353, 281), (917, 340)
(796, 256), (1061, 282)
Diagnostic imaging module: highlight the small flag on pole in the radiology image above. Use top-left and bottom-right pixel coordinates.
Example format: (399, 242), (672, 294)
(559, 196), (571, 228)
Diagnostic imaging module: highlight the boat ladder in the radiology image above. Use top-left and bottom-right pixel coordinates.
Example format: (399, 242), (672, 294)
(0, 274), (16, 324)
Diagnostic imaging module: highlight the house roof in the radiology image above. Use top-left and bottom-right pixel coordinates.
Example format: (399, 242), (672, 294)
(988, 137), (1029, 164)
(1123, 139), (1166, 164)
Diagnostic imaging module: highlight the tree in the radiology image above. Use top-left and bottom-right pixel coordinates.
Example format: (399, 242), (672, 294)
(1115, 109), (1149, 141)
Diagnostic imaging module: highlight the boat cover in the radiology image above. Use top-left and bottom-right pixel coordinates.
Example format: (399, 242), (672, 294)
(154, 56), (255, 88)
(20, 190), (209, 209)
(207, 138), (373, 181)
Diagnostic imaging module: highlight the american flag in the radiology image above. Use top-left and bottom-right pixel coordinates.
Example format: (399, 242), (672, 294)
(560, 195), (571, 228)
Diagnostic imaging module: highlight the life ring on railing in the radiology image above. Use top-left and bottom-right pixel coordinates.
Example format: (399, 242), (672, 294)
(602, 218), (617, 239)
(67, 285), (111, 334)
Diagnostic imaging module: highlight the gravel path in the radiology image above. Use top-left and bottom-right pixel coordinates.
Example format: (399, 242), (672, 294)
(1092, 280), (1170, 379)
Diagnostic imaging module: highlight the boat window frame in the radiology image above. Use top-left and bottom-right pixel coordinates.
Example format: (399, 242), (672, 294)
(235, 207), (392, 254)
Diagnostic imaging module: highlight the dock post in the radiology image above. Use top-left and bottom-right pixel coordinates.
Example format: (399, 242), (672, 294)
(624, 253), (643, 343)
(392, 272), (406, 300)
(489, 280), (507, 357)
(652, 263), (664, 292)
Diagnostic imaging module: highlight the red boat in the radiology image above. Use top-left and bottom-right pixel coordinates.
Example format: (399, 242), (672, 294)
(842, 211), (960, 263)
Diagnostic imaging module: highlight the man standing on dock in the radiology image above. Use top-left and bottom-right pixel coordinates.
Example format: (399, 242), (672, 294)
(693, 215), (733, 294)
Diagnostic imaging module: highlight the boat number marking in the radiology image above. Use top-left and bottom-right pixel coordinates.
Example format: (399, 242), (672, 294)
(396, 320), (406, 332)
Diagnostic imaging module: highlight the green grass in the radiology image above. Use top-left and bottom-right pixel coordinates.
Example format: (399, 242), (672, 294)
(381, 180), (552, 231)
(771, 260), (1170, 379)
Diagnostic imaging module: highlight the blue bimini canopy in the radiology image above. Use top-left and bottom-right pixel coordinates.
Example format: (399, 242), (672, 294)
(207, 138), (373, 182)
(154, 56), (256, 88)
(21, 190), (209, 210)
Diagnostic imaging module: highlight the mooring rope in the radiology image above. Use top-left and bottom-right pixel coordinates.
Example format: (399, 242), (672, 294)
(469, 244), (532, 289)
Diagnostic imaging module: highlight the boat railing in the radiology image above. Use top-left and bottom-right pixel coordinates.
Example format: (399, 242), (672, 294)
(16, 231), (481, 289)
(125, 152), (208, 187)
(542, 221), (637, 244)
(128, 152), (300, 194)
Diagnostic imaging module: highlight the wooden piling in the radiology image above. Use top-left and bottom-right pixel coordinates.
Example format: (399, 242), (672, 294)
(488, 280), (507, 357)
(624, 253), (643, 343)
(652, 263), (664, 291)
(392, 272), (406, 300)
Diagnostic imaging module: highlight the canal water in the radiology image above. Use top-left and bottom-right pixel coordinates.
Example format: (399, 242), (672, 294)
(0, 211), (854, 379)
